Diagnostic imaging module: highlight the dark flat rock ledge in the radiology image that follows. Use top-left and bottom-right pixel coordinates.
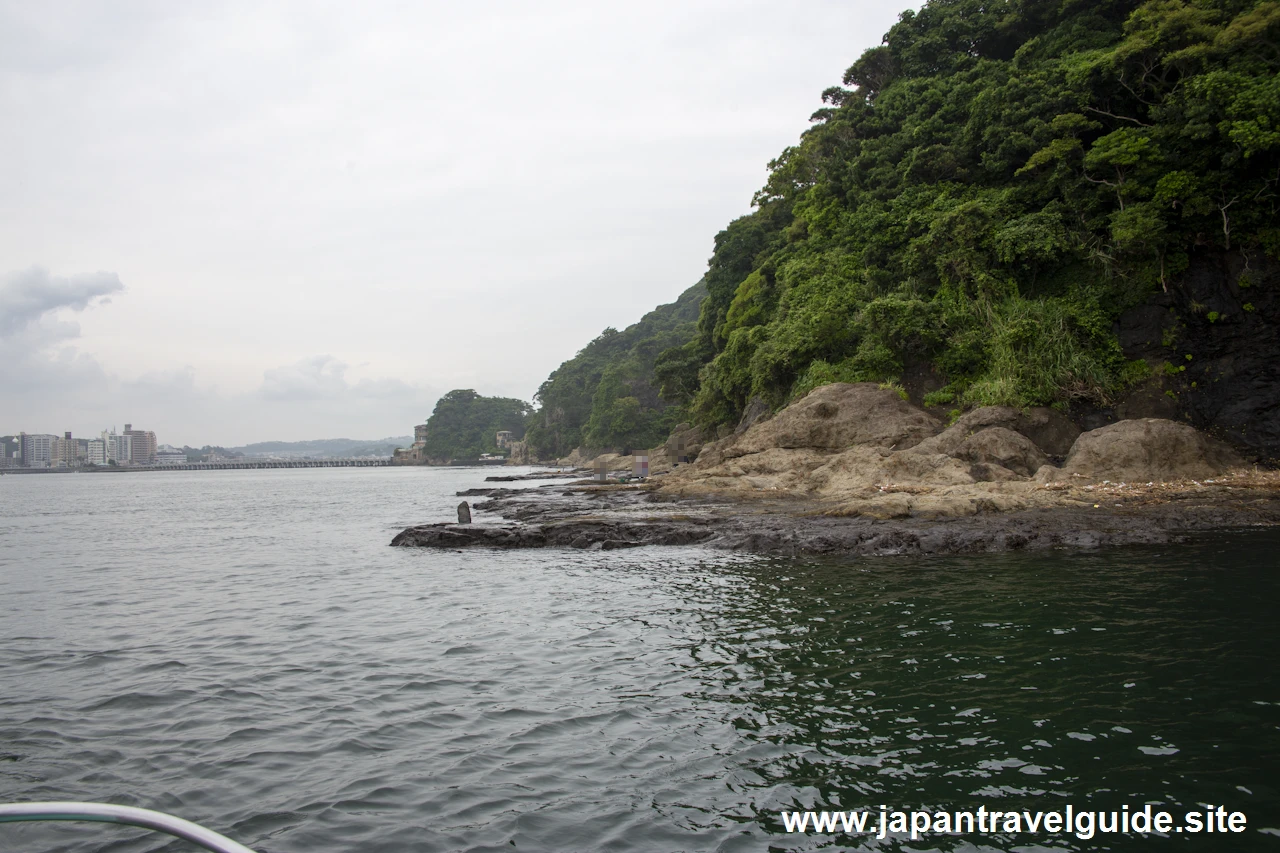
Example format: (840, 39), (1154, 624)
(391, 519), (716, 551)
(391, 486), (1280, 556)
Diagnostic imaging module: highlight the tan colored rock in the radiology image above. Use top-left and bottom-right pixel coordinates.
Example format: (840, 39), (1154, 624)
(912, 406), (1080, 457)
(953, 427), (1050, 477)
(665, 447), (829, 495)
(1042, 418), (1244, 483)
(803, 446), (979, 500)
(824, 481), (1043, 519)
(860, 495), (913, 519)
(506, 440), (532, 465)
(558, 447), (589, 468)
(586, 452), (628, 475)
(723, 383), (941, 459)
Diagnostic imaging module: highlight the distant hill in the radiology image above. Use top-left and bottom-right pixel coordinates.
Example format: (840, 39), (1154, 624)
(229, 437), (413, 458)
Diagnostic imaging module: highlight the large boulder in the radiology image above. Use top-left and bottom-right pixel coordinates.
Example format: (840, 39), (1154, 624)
(912, 406), (1080, 458)
(953, 427), (1050, 477)
(723, 383), (941, 458)
(1039, 418), (1244, 482)
(805, 446), (981, 498)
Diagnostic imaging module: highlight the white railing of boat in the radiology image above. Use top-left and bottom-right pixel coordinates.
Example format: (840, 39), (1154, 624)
(0, 802), (258, 853)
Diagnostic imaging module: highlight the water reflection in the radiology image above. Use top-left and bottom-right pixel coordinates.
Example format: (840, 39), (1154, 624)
(668, 534), (1280, 850)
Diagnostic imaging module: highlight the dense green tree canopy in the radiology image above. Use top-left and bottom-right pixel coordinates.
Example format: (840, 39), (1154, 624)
(672, 0), (1280, 426)
(524, 283), (705, 458)
(423, 390), (532, 461)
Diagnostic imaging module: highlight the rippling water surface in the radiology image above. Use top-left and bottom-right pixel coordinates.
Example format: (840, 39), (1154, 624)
(1, 467), (1278, 852)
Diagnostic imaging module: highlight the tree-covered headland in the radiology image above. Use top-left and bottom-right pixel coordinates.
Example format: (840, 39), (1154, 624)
(422, 390), (532, 462)
(528, 0), (1279, 459)
(688, 0), (1279, 424)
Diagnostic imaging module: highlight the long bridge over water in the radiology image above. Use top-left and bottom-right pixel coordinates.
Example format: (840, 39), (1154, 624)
(147, 459), (392, 471)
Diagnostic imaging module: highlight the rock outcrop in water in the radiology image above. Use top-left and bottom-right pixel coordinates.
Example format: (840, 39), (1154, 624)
(393, 382), (1279, 556)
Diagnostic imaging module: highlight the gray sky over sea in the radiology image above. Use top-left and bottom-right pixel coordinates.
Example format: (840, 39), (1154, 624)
(2, 0), (912, 446)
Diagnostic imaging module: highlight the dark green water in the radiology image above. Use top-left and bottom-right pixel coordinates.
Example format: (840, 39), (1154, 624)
(710, 533), (1280, 851)
(1, 468), (1277, 851)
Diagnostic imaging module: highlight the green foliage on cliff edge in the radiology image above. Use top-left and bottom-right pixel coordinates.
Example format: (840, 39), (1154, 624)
(677, 0), (1280, 427)
(423, 390), (532, 461)
(525, 283), (705, 458)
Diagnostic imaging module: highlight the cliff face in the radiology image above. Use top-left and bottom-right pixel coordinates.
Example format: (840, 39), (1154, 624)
(1113, 251), (1280, 462)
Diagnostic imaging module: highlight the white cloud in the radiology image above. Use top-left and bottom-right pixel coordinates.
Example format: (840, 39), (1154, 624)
(0, 266), (123, 336)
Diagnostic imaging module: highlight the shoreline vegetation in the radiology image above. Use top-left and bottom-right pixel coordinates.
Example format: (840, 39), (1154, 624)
(397, 0), (1280, 549)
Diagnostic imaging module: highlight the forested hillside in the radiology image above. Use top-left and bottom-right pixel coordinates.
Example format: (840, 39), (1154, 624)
(423, 390), (531, 461)
(524, 282), (705, 458)
(663, 0), (1279, 430)
(525, 0), (1280, 459)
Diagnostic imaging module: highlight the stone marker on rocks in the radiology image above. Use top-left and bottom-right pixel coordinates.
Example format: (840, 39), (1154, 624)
(457, 501), (471, 524)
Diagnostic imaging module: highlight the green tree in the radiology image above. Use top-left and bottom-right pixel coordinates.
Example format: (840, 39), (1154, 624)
(524, 282), (705, 457)
(423, 390), (532, 461)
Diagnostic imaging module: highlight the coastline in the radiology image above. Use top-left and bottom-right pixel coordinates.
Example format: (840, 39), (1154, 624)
(393, 383), (1280, 557)
(391, 469), (1280, 556)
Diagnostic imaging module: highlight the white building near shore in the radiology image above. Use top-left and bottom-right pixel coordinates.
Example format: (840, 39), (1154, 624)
(102, 429), (132, 464)
(87, 439), (108, 465)
(155, 446), (186, 465)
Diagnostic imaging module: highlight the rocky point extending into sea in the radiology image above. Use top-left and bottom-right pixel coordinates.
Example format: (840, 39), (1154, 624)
(392, 383), (1280, 556)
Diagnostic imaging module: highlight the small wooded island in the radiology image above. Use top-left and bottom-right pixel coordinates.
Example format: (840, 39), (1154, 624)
(395, 0), (1280, 552)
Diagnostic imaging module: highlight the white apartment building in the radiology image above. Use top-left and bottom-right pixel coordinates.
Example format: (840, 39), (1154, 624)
(87, 439), (108, 466)
(102, 429), (132, 464)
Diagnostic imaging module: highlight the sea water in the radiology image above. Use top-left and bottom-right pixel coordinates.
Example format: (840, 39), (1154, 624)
(1, 467), (1277, 852)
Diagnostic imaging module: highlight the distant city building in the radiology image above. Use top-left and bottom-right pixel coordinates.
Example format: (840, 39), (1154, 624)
(51, 432), (83, 467)
(87, 439), (108, 466)
(20, 432), (55, 467)
(124, 423), (157, 465)
(496, 430), (513, 449)
(102, 429), (132, 464)
(155, 447), (186, 465)
(393, 423), (431, 465)
(0, 436), (18, 468)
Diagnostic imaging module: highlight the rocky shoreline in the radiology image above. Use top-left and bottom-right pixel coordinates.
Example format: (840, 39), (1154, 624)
(392, 383), (1280, 556)
(392, 471), (1280, 556)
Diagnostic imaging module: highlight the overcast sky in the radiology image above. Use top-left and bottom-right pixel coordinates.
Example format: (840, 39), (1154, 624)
(1, 0), (913, 446)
